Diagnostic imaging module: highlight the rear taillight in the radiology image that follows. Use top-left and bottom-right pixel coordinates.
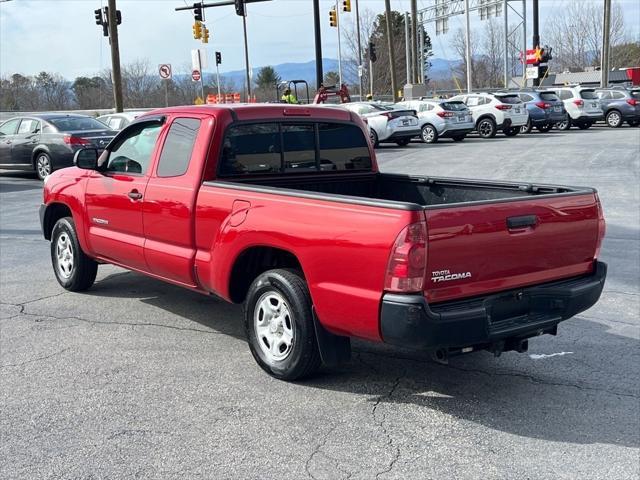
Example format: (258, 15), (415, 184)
(380, 112), (392, 119)
(495, 104), (511, 110)
(535, 101), (551, 109)
(627, 98), (638, 106)
(63, 135), (91, 146)
(573, 99), (584, 107)
(594, 194), (606, 260)
(437, 111), (455, 118)
(384, 221), (427, 293)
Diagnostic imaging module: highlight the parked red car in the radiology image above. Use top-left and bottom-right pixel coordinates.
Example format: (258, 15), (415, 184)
(40, 104), (607, 380)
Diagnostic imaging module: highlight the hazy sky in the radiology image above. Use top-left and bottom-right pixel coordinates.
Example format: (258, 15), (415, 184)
(1, 0), (638, 79)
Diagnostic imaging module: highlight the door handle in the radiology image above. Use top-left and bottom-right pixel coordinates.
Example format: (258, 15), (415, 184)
(507, 215), (538, 230)
(127, 190), (143, 200)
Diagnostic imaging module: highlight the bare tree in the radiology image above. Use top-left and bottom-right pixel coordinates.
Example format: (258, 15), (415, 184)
(121, 60), (159, 108)
(451, 27), (481, 91)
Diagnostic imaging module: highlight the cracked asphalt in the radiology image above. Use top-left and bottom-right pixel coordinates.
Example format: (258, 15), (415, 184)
(1, 125), (639, 479)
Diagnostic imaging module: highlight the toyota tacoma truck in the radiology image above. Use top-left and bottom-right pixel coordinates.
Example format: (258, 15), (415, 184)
(39, 104), (607, 380)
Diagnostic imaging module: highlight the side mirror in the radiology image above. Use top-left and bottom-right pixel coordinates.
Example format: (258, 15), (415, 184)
(74, 148), (99, 170)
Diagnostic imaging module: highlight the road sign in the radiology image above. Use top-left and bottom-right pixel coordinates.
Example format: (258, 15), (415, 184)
(158, 64), (172, 80)
(191, 69), (202, 82)
(526, 66), (539, 80)
(191, 49), (207, 71)
(524, 47), (543, 65)
(358, 65), (363, 77)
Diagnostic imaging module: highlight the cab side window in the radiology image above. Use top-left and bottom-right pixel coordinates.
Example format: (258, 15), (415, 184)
(105, 123), (162, 175)
(157, 118), (201, 177)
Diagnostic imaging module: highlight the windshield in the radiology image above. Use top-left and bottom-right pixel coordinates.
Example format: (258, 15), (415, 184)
(441, 101), (467, 111)
(580, 90), (598, 100)
(49, 117), (111, 131)
(539, 92), (559, 101)
(495, 95), (522, 104)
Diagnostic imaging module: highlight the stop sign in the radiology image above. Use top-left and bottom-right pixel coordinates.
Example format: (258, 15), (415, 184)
(191, 69), (201, 82)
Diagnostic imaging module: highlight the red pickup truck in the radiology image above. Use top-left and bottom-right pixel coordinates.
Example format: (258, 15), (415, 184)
(40, 104), (607, 380)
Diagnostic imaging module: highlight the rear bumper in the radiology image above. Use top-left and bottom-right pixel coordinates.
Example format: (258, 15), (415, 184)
(385, 129), (421, 141)
(440, 127), (474, 138)
(380, 261), (607, 350)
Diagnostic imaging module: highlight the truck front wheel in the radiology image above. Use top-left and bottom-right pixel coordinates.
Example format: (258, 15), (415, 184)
(51, 217), (98, 291)
(244, 269), (321, 380)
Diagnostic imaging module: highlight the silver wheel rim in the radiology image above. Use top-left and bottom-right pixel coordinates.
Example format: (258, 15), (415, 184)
(479, 121), (492, 136)
(608, 112), (620, 127)
(521, 121), (530, 133)
(557, 120), (567, 130)
(422, 126), (435, 142)
(369, 130), (377, 144)
(254, 291), (294, 362)
(55, 232), (74, 279)
(37, 155), (51, 179)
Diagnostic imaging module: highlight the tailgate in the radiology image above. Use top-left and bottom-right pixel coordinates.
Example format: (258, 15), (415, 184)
(424, 193), (600, 303)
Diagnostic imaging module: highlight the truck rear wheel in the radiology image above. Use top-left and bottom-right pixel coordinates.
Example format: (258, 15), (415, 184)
(51, 217), (98, 291)
(244, 269), (321, 381)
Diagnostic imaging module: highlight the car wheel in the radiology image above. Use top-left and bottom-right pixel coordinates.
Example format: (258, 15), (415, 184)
(452, 135), (465, 142)
(503, 127), (519, 137)
(244, 269), (322, 381)
(395, 138), (411, 147)
(35, 152), (52, 180)
(555, 119), (571, 130)
(628, 119), (639, 127)
(51, 217), (98, 291)
(577, 121), (592, 130)
(477, 118), (497, 138)
(606, 110), (622, 128)
(537, 124), (553, 133)
(520, 119), (532, 134)
(369, 129), (379, 148)
(421, 124), (438, 143)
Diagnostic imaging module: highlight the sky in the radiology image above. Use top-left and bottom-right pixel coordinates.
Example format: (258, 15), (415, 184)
(0, 0), (639, 79)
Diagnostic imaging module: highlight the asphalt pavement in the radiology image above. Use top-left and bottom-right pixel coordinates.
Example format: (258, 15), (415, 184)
(1, 125), (638, 479)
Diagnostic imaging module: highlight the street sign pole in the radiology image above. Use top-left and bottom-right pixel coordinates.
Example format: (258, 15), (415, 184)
(197, 49), (205, 100)
(216, 64), (221, 98)
(158, 64), (172, 107)
(336, 1), (342, 86)
(164, 80), (169, 107)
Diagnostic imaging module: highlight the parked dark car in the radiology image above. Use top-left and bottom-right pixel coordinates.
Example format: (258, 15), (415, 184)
(595, 88), (640, 128)
(515, 90), (567, 133)
(0, 114), (116, 180)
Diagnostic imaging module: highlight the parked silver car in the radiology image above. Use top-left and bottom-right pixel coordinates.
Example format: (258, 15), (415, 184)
(96, 111), (146, 131)
(395, 99), (474, 143)
(595, 88), (640, 127)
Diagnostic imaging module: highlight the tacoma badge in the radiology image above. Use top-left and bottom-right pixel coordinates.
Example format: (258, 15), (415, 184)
(431, 269), (472, 283)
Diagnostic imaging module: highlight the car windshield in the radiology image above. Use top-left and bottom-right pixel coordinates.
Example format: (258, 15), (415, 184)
(441, 101), (467, 111)
(495, 95), (522, 104)
(48, 117), (110, 131)
(539, 92), (559, 101)
(580, 90), (598, 100)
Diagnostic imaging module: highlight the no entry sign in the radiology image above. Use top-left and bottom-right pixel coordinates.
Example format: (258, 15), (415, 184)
(191, 69), (202, 82)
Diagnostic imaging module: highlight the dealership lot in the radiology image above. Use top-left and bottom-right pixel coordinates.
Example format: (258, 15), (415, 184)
(1, 126), (638, 479)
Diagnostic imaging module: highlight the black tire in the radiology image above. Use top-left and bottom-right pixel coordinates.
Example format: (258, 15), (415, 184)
(244, 269), (322, 381)
(34, 152), (52, 181)
(420, 124), (438, 143)
(503, 126), (519, 137)
(51, 217), (98, 291)
(451, 135), (465, 142)
(577, 121), (592, 130)
(555, 118), (571, 130)
(520, 119), (532, 134)
(477, 118), (497, 138)
(606, 110), (623, 128)
(628, 119), (640, 127)
(537, 124), (553, 133)
(369, 129), (379, 148)
(395, 138), (411, 147)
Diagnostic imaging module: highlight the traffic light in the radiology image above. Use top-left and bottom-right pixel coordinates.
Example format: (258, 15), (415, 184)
(94, 8), (103, 25)
(193, 21), (203, 40)
(329, 8), (337, 27)
(202, 26), (210, 44)
(342, 0), (351, 13)
(369, 42), (377, 62)
(216, 51), (222, 66)
(194, 3), (203, 22)
(540, 46), (553, 63)
(235, 0), (245, 16)
(94, 7), (108, 37)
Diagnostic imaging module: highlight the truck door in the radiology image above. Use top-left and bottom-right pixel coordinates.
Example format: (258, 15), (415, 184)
(84, 120), (163, 271)
(142, 115), (210, 287)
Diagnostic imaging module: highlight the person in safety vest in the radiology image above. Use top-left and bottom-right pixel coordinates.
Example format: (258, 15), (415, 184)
(281, 88), (299, 104)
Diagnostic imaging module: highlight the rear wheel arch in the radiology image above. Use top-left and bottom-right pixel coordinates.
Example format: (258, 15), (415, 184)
(476, 113), (496, 126)
(31, 147), (51, 167)
(43, 203), (73, 240)
(228, 246), (305, 304)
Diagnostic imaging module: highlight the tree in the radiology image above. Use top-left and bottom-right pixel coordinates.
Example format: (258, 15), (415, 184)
(610, 41), (640, 69)
(121, 60), (158, 108)
(35, 72), (73, 110)
(324, 71), (340, 85)
(255, 66), (281, 90)
(72, 76), (112, 110)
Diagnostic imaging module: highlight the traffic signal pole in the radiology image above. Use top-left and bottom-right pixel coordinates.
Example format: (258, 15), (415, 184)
(313, 0), (323, 88)
(532, 0), (540, 86)
(107, 0), (123, 112)
(384, 0), (398, 101)
(601, 0), (611, 87)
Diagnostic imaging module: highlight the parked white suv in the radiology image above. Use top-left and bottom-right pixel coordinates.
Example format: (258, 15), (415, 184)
(395, 99), (474, 143)
(547, 86), (604, 130)
(449, 92), (529, 138)
(338, 102), (420, 147)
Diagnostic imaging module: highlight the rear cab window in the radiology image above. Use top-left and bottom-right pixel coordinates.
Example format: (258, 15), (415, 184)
(218, 122), (371, 177)
(580, 90), (598, 100)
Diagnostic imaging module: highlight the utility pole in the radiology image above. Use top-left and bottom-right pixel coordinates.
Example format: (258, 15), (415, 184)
(532, 0), (540, 86)
(503, 0), (509, 88)
(313, 0), (323, 88)
(464, 0), (472, 92)
(384, 0), (398, 101)
(107, 0), (123, 112)
(410, 0), (418, 84)
(241, 10), (251, 99)
(354, 0), (363, 99)
(522, 0), (527, 86)
(405, 12), (411, 85)
(601, 0), (611, 87)
(336, 1), (343, 85)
